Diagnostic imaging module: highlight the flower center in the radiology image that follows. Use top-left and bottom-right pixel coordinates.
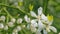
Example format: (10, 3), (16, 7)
(37, 16), (40, 20)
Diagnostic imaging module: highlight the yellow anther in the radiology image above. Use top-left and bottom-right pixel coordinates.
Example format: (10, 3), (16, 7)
(47, 14), (53, 21)
(18, 2), (23, 7)
(29, 4), (33, 11)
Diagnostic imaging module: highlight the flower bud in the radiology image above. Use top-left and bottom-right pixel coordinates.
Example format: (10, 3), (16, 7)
(0, 23), (4, 29)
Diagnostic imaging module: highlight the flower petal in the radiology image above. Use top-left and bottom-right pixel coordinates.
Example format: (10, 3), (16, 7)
(30, 11), (37, 18)
(0, 16), (5, 22)
(48, 22), (52, 25)
(58, 32), (60, 34)
(38, 20), (44, 30)
(7, 22), (14, 27)
(4, 25), (8, 30)
(49, 26), (57, 33)
(11, 18), (16, 23)
(46, 27), (51, 32)
(16, 26), (21, 31)
(41, 14), (48, 21)
(31, 20), (37, 27)
(24, 15), (30, 23)
(17, 18), (23, 24)
(0, 23), (4, 29)
(27, 24), (30, 29)
(36, 29), (42, 34)
(38, 7), (43, 16)
(31, 27), (37, 32)
(41, 14), (49, 24)
(43, 29), (47, 34)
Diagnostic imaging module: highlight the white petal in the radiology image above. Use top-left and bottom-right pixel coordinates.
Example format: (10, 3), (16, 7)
(11, 18), (16, 23)
(38, 20), (44, 30)
(13, 2), (18, 7)
(30, 11), (37, 18)
(43, 29), (47, 34)
(38, 7), (43, 16)
(48, 22), (52, 25)
(22, 25), (25, 28)
(0, 23), (4, 29)
(24, 15), (30, 23)
(12, 32), (18, 34)
(4, 25), (8, 30)
(18, 0), (23, 2)
(31, 27), (37, 32)
(58, 32), (60, 34)
(13, 29), (18, 33)
(7, 22), (14, 27)
(27, 24), (30, 29)
(16, 26), (21, 31)
(17, 18), (23, 24)
(46, 27), (51, 32)
(41, 14), (48, 21)
(49, 26), (57, 33)
(31, 20), (37, 27)
(0, 16), (5, 22)
(31, 20), (37, 24)
(41, 14), (49, 24)
(36, 29), (41, 34)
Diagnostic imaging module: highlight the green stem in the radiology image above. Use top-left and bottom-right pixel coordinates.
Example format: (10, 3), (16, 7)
(43, 0), (49, 15)
(20, 31), (24, 34)
(17, 7), (31, 16)
(3, 7), (13, 18)
(0, 8), (6, 15)
(6, 15), (9, 23)
(22, 29), (28, 34)
(0, 3), (32, 18)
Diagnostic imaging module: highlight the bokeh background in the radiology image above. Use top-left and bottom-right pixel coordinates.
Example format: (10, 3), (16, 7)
(0, 0), (60, 34)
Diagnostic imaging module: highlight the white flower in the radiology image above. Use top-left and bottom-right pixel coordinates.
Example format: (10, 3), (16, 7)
(27, 24), (30, 29)
(12, 31), (18, 34)
(22, 25), (25, 28)
(41, 14), (48, 24)
(17, 18), (23, 24)
(30, 7), (48, 23)
(7, 22), (14, 27)
(31, 20), (37, 27)
(16, 26), (21, 31)
(0, 16), (5, 22)
(30, 11), (37, 18)
(30, 7), (43, 19)
(38, 7), (43, 16)
(30, 20), (38, 32)
(9, 0), (16, 3)
(24, 15), (30, 23)
(46, 25), (57, 33)
(11, 18), (16, 23)
(46, 26), (51, 32)
(30, 26), (37, 32)
(36, 29), (42, 34)
(13, 29), (18, 33)
(49, 26), (57, 33)
(4, 25), (8, 30)
(0, 23), (4, 29)
(58, 32), (60, 34)
(38, 20), (45, 31)
(18, 0), (23, 2)
(43, 29), (47, 34)
(30, 7), (48, 33)
(13, 2), (18, 7)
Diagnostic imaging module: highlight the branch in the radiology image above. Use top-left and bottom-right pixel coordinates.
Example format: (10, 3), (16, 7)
(0, 3), (32, 18)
